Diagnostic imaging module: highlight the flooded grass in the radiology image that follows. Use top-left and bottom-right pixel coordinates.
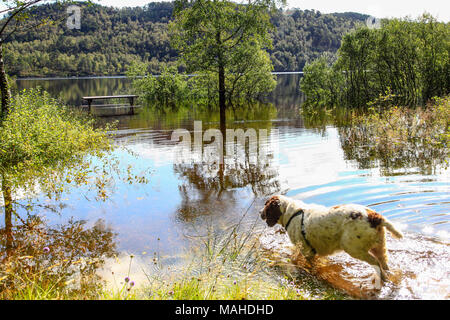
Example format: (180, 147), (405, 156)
(340, 96), (450, 176)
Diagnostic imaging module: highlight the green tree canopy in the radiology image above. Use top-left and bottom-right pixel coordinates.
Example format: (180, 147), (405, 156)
(169, 0), (281, 128)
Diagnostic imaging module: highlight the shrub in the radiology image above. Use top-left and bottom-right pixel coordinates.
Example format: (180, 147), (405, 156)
(127, 63), (193, 110)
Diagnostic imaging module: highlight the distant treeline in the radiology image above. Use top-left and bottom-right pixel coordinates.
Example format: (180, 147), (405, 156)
(4, 2), (368, 77)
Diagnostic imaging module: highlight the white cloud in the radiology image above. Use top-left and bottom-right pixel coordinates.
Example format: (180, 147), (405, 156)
(93, 0), (449, 22)
(286, 0), (449, 22)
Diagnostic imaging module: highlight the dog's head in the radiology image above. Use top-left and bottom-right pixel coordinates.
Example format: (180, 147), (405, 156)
(260, 195), (284, 227)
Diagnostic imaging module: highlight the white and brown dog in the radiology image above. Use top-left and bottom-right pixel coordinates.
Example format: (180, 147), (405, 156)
(260, 195), (403, 282)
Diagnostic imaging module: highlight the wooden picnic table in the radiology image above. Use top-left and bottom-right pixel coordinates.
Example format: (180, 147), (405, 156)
(82, 95), (139, 112)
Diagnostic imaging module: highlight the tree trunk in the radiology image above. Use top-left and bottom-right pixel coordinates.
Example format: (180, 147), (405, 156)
(1, 174), (14, 257)
(0, 40), (11, 120)
(217, 60), (226, 191)
(218, 64), (226, 186)
(218, 63), (226, 134)
(216, 30), (226, 135)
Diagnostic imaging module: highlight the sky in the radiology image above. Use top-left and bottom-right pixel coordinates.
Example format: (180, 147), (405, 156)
(92, 0), (450, 22)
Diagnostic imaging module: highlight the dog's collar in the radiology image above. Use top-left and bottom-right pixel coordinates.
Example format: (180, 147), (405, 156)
(284, 209), (304, 231)
(284, 209), (317, 255)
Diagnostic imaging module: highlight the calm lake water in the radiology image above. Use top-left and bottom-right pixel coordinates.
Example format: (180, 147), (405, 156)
(13, 75), (450, 299)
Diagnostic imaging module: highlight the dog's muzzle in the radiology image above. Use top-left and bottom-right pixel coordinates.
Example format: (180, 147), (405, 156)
(260, 208), (266, 220)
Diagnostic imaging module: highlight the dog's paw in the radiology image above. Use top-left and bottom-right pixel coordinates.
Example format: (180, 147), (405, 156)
(359, 282), (379, 299)
(371, 274), (383, 290)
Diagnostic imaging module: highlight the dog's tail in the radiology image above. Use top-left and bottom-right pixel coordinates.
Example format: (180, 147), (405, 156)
(382, 218), (403, 239)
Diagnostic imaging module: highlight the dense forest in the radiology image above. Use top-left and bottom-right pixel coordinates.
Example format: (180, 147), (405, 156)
(4, 1), (368, 77)
(300, 14), (449, 108)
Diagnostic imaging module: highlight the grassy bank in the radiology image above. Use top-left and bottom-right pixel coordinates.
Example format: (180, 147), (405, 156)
(1, 217), (347, 300)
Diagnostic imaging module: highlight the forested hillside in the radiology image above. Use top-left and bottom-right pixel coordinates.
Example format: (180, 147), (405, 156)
(4, 2), (368, 77)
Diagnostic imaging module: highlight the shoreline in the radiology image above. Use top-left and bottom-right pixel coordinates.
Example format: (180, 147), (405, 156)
(15, 72), (305, 81)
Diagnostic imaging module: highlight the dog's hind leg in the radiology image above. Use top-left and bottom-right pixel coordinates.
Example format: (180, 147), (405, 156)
(370, 230), (389, 271)
(345, 249), (388, 282)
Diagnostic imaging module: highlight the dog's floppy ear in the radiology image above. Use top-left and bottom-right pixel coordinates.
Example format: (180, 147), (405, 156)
(262, 196), (282, 227)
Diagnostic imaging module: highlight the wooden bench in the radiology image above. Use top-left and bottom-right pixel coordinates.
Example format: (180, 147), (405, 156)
(82, 95), (140, 116)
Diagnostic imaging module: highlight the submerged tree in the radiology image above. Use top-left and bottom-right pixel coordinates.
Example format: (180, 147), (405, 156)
(170, 0), (281, 131)
(127, 62), (198, 110)
(301, 14), (450, 109)
(172, 106), (281, 221)
(299, 55), (343, 110)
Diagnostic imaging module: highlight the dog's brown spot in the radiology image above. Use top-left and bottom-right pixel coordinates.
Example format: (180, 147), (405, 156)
(366, 209), (384, 228)
(332, 205), (342, 209)
(262, 196), (282, 227)
(349, 212), (363, 220)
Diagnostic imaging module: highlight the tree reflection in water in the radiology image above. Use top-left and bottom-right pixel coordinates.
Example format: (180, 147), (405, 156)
(171, 105), (282, 222)
(337, 108), (449, 176)
(298, 106), (449, 177)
